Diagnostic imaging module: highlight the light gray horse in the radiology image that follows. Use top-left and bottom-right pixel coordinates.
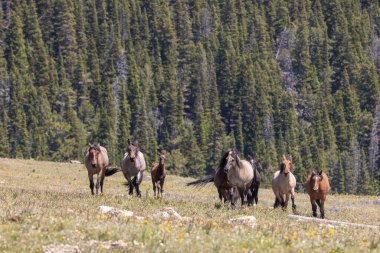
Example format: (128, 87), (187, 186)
(272, 155), (297, 213)
(223, 149), (254, 208)
(121, 139), (146, 197)
(84, 143), (120, 195)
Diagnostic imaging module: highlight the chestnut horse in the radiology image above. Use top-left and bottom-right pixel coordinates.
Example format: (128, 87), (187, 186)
(272, 155), (297, 213)
(247, 155), (261, 205)
(121, 139), (146, 197)
(151, 153), (166, 198)
(305, 171), (330, 219)
(84, 143), (121, 195)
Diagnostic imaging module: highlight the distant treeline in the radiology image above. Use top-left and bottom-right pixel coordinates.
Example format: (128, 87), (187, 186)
(0, 0), (379, 195)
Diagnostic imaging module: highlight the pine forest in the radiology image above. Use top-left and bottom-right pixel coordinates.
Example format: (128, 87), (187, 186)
(0, 0), (379, 195)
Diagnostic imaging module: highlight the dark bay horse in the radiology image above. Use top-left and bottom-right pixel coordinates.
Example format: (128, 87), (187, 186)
(305, 170), (330, 219)
(121, 139), (146, 197)
(186, 149), (239, 204)
(151, 153), (166, 199)
(272, 155), (297, 213)
(84, 143), (121, 195)
(247, 155), (261, 205)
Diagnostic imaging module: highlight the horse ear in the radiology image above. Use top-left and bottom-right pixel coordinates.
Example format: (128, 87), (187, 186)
(318, 170), (323, 175)
(255, 155), (261, 162)
(127, 139), (131, 145)
(282, 154), (286, 160)
(88, 143), (92, 147)
(287, 155), (292, 162)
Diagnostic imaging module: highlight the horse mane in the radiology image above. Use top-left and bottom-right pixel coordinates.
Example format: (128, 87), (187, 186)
(88, 143), (101, 153)
(280, 154), (293, 173)
(218, 149), (231, 171)
(307, 170), (325, 182)
(318, 170), (323, 180)
(232, 150), (241, 168)
(130, 140), (140, 152)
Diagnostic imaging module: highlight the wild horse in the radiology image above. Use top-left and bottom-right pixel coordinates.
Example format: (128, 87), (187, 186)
(121, 139), (146, 197)
(272, 155), (297, 213)
(247, 155), (261, 205)
(151, 153), (167, 199)
(305, 170), (330, 218)
(84, 143), (120, 195)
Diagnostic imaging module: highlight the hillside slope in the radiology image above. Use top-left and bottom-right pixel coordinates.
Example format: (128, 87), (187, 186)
(0, 158), (379, 252)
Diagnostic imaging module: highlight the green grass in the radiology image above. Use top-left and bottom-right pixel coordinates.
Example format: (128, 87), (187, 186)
(0, 158), (379, 252)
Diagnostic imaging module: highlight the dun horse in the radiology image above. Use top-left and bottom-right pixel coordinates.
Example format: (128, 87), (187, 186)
(121, 139), (146, 197)
(151, 153), (166, 199)
(247, 155), (261, 205)
(186, 149), (239, 204)
(272, 155), (297, 213)
(305, 170), (330, 219)
(222, 149), (254, 207)
(84, 143), (120, 195)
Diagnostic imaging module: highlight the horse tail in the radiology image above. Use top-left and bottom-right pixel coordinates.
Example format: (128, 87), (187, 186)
(186, 176), (214, 187)
(105, 167), (121, 176)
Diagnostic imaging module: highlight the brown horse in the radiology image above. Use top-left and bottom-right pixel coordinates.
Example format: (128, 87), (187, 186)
(272, 155), (297, 213)
(305, 170), (330, 219)
(186, 150), (239, 204)
(121, 139), (146, 197)
(247, 155), (261, 205)
(151, 153), (166, 198)
(84, 143), (120, 195)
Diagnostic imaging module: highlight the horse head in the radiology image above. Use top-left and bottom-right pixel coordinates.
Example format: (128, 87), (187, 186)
(159, 153), (166, 164)
(88, 143), (101, 168)
(223, 149), (240, 173)
(248, 155), (260, 167)
(127, 139), (139, 162)
(281, 154), (293, 176)
(311, 170), (323, 191)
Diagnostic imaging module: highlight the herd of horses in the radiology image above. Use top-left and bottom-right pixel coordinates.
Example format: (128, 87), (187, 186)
(84, 141), (330, 219)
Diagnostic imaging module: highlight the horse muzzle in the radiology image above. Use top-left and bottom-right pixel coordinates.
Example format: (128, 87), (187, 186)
(91, 164), (96, 168)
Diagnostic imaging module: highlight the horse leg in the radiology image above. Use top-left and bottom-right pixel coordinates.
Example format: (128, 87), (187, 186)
(95, 173), (101, 195)
(152, 179), (156, 198)
(247, 188), (253, 206)
(316, 199), (325, 219)
(129, 180), (134, 195)
(311, 198), (318, 217)
(229, 188), (236, 209)
(99, 171), (105, 195)
(135, 171), (143, 197)
(274, 198), (279, 208)
(283, 194), (289, 211)
(155, 181), (160, 198)
(217, 188), (223, 202)
(160, 178), (164, 198)
(254, 183), (260, 205)
(273, 191), (282, 208)
(291, 189), (297, 213)
(88, 174), (95, 195)
(239, 188), (245, 206)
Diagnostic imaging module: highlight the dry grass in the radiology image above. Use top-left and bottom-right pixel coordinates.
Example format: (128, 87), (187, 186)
(0, 158), (379, 252)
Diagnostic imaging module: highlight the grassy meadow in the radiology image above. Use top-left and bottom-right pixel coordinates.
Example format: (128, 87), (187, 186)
(0, 158), (379, 252)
